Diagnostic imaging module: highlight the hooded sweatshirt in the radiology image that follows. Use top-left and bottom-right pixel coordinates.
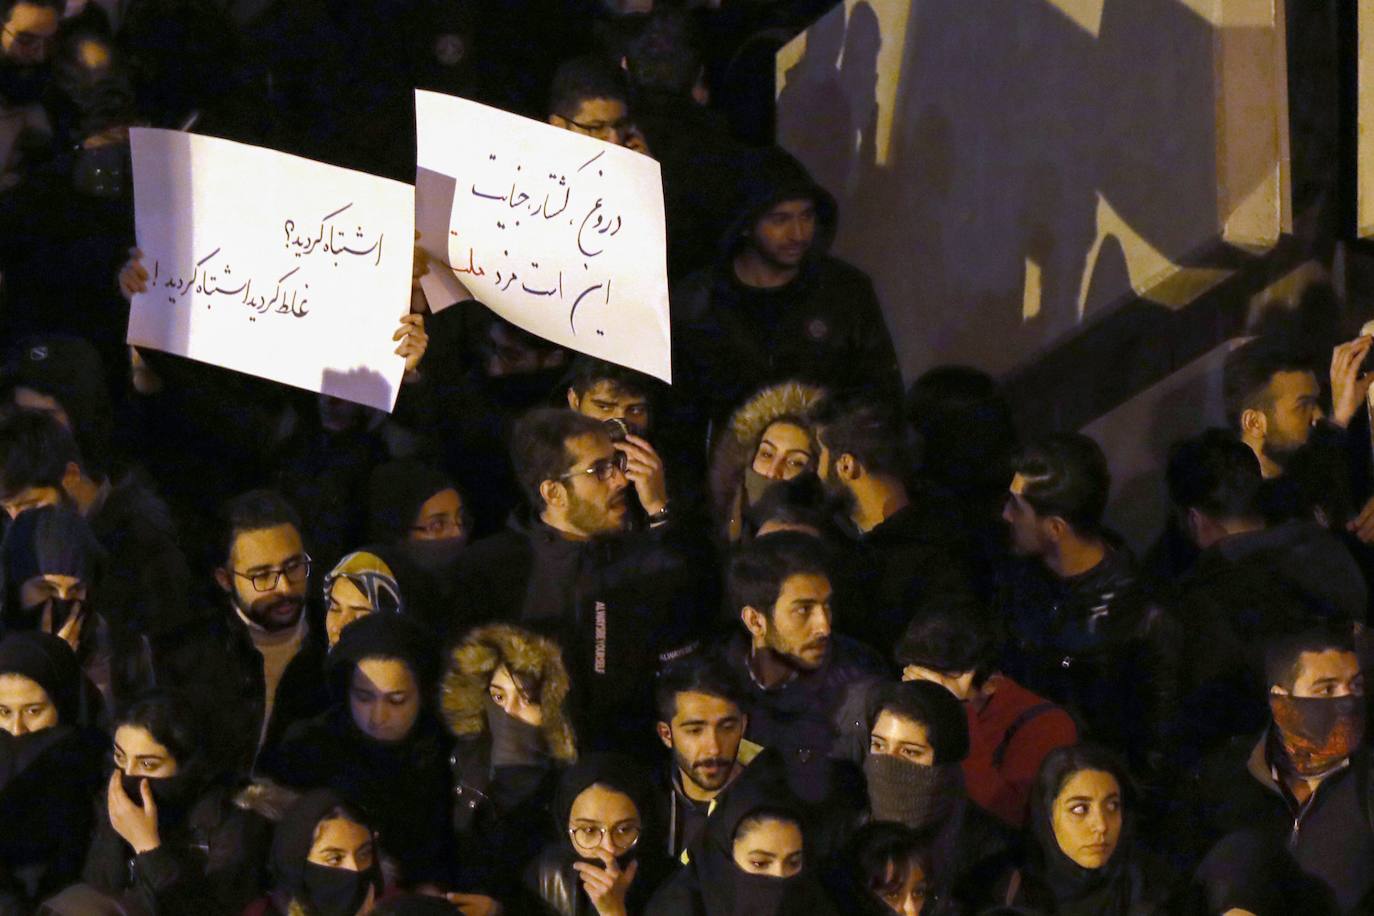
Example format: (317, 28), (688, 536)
(267, 788), (384, 916)
(262, 613), (453, 886)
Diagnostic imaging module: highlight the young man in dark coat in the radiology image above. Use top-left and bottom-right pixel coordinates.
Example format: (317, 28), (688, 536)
(451, 408), (714, 761)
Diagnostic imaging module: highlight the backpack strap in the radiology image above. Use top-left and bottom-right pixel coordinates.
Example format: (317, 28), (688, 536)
(992, 703), (1058, 769)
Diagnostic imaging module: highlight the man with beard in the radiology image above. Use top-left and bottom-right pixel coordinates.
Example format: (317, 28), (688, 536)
(653, 655), (760, 861)
(995, 433), (1182, 776)
(1191, 621), (1372, 913)
(1222, 336), (1324, 480)
(0, 0), (59, 190)
(451, 408), (713, 760)
(719, 532), (883, 803)
(811, 397), (976, 652)
(156, 489), (328, 778)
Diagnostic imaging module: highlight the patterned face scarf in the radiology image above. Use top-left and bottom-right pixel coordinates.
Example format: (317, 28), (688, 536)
(1268, 694), (1366, 778)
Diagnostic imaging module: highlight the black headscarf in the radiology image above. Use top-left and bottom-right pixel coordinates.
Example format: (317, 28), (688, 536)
(327, 611), (440, 707)
(271, 788), (382, 914)
(0, 630), (84, 726)
(1023, 745), (1140, 916)
(553, 752), (661, 860)
(686, 762), (839, 916)
(863, 680), (969, 831)
(0, 504), (104, 636)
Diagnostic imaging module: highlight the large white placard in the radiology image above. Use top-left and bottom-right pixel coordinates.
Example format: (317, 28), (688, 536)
(127, 129), (416, 412)
(415, 90), (671, 382)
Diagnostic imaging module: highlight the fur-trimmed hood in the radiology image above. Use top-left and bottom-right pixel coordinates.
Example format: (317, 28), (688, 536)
(708, 380), (827, 534)
(442, 624), (577, 763)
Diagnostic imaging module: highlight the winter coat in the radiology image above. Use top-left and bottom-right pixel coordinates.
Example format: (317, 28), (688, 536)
(451, 515), (715, 760)
(443, 624), (576, 898)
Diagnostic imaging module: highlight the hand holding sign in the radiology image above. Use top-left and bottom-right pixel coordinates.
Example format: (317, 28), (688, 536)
(416, 91), (671, 383)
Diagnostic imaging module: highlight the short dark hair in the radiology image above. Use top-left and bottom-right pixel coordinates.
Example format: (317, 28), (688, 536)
(655, 654), (743, 723)
(813, 397), (907, 478)
(565, 357), (653, 401)
(745, 472), (836, 537)
(1222, 337), (1314, 431)
(868, 679), (970, 765)
(895, 597), (1000, 686)
(624, 8), (702, 96)
(1263, 620), (1359, 692)
(905, 365), (1017, 487)
(548, 55), (628, 120)
(1011, 433), (1110, 535)
(1165, 428), (1262, 521)
(727, 531), (830, 621)
(219, 489), (302, 567)
(0, 410), (79, 500)
(509, 408), (607, 510)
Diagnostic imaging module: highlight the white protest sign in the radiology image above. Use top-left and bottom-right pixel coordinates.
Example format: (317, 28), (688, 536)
(127, 129), (415, 412)
(415, 90), (671, 382)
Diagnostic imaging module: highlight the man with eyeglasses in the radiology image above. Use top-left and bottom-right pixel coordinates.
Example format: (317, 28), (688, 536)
(452, 408), (715, 760)
(1, 0), (59, 186)
(547, 55), (648, 155)
(161, 489), (329, 778)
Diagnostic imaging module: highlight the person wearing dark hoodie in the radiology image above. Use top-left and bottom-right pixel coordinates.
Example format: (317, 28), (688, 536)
(1164, 429), (1366, 765)
(669, 146), (902, 443)
(79, 690), (271, 914)
(525, 753), (672, 916)
(0, 502), (116, 716)
(451, 409), (713, 760)
(862, 680), (1013, 912)
(647, 754), (841, 916)
(366, 459), (469, 639)
(262, 612), (454, 889)
(829, 822), (940, 916)
(997, 744), (1178, 915)
(0, 631), (104, 910)
(443, 623), (577, 902)
(245, 788), (385, 916)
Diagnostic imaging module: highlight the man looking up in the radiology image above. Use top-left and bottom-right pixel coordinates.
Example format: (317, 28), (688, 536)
(1222, 337), (1323, 479)
(452, 408), (711, 759)
(812, 397), (976, 651)
(654, 655), (759, 861)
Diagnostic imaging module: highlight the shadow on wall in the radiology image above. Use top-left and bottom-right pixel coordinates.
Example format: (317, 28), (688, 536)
(776, 0), (1280, 385)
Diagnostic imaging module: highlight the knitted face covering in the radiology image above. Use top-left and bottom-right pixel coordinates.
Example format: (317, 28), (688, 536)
(863, 753), (962, 831)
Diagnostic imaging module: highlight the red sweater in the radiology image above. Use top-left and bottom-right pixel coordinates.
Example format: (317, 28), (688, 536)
(962, 676), (1077, 828)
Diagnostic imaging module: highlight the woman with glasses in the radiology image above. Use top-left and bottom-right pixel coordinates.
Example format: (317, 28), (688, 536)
(260, 613), (456, 890)
(525, 753), (669, 916)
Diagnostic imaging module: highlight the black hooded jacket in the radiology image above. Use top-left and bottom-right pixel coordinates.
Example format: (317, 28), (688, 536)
(647, 755), (841, 916)
(0, 633), (105, 909)
(265, 788), (383, 913)
(261, 613), (454, 886)
(523, 753), (672, 916)
(670, 148), (902, 435)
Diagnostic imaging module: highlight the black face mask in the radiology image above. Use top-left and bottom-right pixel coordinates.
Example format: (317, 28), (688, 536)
(729, 871), (798, 914)
(0, 724), (71, 788)
(398, 537), (465, 575)
(118, 769), (198, 828)
(301, 861), (379, 916)
(10, 597), (79, 634)
(0, 60), (48, 106)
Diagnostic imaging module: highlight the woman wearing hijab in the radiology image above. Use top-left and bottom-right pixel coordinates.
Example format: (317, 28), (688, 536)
(367, 461), (469, 635)
(525, 753), (671, 916)
(262, 613), (455, 888)
(443, 624), (577, 901)
(80, 690), (270, 913)
(707, 381), (827, 543)
(245, 788), (386, 916)
(648, 761), (840, 916)
(323, 551), (405, 648)
(0, 504), (119, 716)
(0, 632), (105, 909)
(861, 681), (1012, 912)
(997, 744), (1177, 914)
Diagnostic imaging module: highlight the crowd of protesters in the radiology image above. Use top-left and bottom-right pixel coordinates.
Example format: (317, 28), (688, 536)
(1, 0), (1372, 914)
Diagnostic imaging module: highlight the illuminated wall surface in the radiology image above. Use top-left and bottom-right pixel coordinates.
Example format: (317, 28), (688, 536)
(776, 0), (1291, 382)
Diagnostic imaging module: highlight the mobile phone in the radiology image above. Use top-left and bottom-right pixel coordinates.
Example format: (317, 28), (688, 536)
(604, 417), (629, 442)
